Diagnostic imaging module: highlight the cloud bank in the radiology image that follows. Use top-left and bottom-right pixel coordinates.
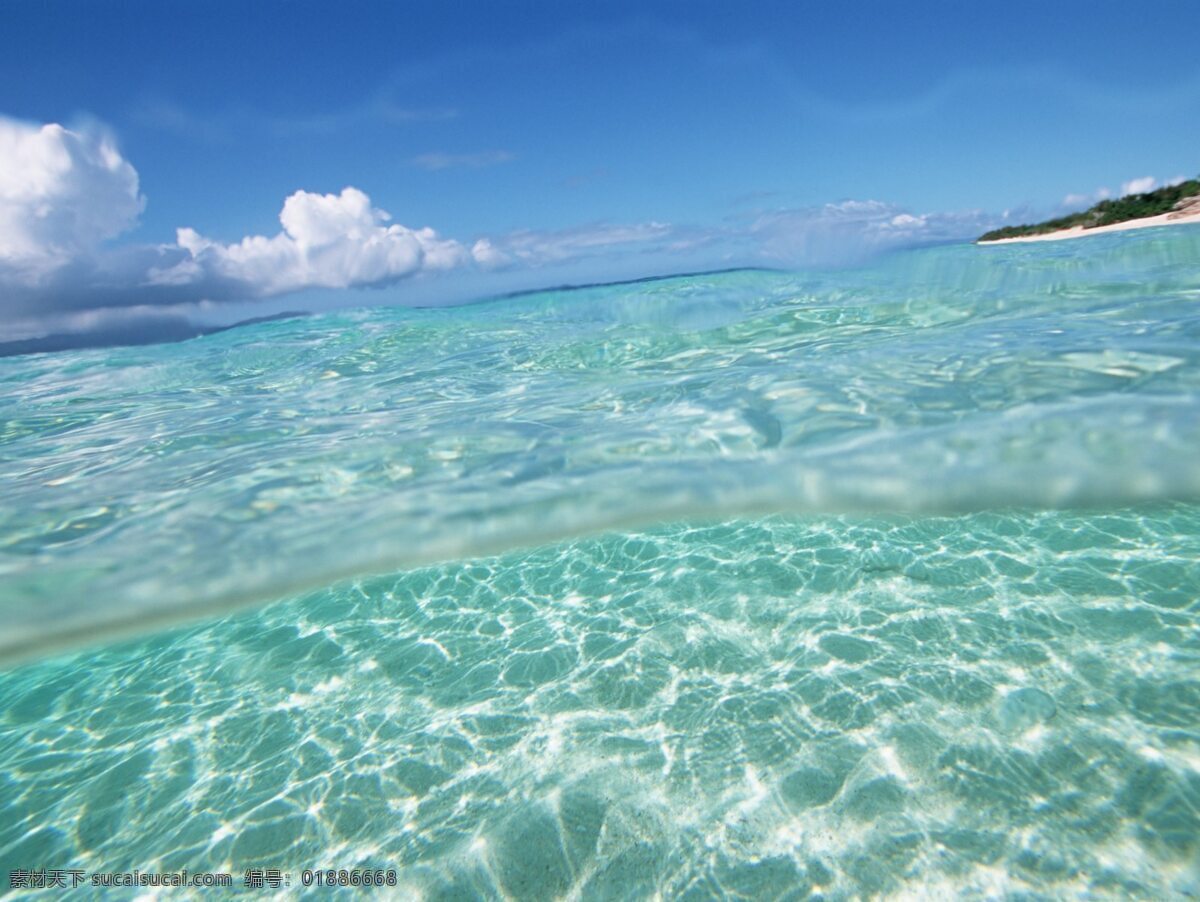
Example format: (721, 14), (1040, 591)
(0, 116), (489, 336)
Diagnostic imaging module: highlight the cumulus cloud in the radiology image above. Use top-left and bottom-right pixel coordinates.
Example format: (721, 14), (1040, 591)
(1120, 176), (1157, 196)
(153, 187), (469, 297)
(470, 238), (512, 270)
(0, 117), (143, 277)
(1063, 192), (1090, 208)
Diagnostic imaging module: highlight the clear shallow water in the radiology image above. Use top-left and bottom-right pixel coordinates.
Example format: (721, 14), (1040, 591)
(2, 228), (1200, 896)
(4, 230), (1200, 661)
(2, 511), (1200, 898)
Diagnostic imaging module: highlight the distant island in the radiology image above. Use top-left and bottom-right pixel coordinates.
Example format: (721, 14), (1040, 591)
(978, 176), (1200, 244)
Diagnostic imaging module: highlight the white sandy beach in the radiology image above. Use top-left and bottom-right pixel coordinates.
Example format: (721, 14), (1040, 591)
(979, 200), (1200, 245)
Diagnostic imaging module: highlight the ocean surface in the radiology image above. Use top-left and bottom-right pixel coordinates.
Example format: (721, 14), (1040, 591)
(2, 227), (1200, 898)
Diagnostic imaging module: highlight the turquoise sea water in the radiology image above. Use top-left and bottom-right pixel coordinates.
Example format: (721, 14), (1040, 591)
(2, 228), (1200, 897)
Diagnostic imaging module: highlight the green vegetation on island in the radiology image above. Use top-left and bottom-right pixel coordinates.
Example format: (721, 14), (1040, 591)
(978, 176), (1200, 242)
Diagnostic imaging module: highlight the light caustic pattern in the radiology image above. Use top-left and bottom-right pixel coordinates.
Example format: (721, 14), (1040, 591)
(2, 508), (1198, 898)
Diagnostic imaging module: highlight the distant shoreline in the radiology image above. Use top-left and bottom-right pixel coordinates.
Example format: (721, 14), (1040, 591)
(978, 206), (1200, 245)
(977, 176), (1200, 244)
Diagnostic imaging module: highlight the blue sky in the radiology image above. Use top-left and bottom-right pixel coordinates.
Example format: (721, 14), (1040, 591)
(1, 0), (1198, 340)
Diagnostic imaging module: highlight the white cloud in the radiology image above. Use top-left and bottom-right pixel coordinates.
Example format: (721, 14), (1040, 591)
(470, 238), (512, 270)
(886, 212), (927, 229)
(160, 187), (469, 296)
(473, 202), (1000, 274)
(1066, 176), (1166, 206)
(741, 200), (999, 265)
(0, 117), (143, 277)
(1062, 186), (1114, 209)
(1121, 176), (1156, 196)
(0, 117), (481, 317)
(482, 221), (675, 267)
